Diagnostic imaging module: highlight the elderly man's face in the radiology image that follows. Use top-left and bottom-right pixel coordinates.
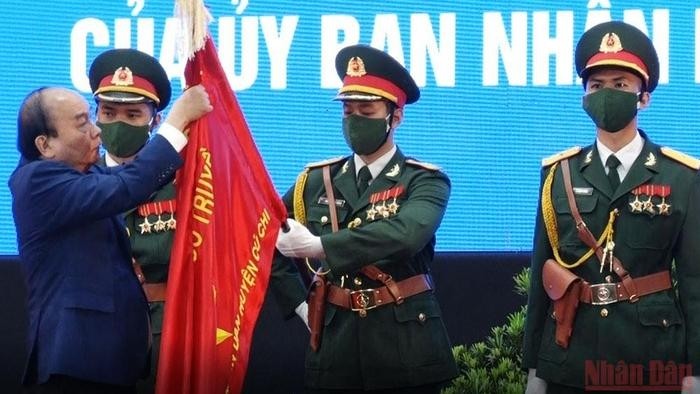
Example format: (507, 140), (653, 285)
(42, 88), (101, 172)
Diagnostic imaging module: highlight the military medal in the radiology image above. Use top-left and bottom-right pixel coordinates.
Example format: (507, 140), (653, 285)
(137, 199), (177, 234)
(377, 190), (390, 219)
(641, 184), (656, 216)
(366, 193), (379, 220)
(655, 184), (671, 215)
(139, 217), (153, 234)
(166, 201), (177, 230)
(152, 203), (167, 232)
(386, 185), (405, 215)
(628, 187), (643, 213)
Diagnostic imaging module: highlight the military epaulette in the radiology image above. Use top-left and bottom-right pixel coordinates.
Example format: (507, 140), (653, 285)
(305, 156), (346, 169)
(660, 147), (700, 170)
(405, 158), (441, 171)
(541, 146), (582, 167)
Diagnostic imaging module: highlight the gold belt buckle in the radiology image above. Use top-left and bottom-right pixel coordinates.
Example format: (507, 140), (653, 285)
(590, 283), (618, 305)
(349, 289), (379, 317)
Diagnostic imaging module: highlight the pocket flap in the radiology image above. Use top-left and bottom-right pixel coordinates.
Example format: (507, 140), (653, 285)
(393, 295), (441, 323)
(554, 195), (598, 214)
(638, 303), (682, 327)
(542, 259), (581, 301)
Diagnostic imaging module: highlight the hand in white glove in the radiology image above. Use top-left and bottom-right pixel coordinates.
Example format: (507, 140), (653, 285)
(525, 369), (547, 394)
(294, 301), (310, 332)
(276, 219), (325, 259)
(682, 376), (700, 394)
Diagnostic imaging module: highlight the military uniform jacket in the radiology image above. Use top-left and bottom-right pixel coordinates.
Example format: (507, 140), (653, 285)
(270, 148), (458, 390)
(125, 180), (174, 334)
(522, 137), (700, 388)
(97, 158), (176, 334)
(10, 135), (182, 385)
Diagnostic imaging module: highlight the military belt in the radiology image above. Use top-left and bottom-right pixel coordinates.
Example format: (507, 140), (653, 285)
(132, 259), (167, 303)
(580, 270), (672, 306)
(327, 274), (432, 316)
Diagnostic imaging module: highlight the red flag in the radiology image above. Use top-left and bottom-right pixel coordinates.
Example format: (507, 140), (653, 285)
(156, 35), (287, 394)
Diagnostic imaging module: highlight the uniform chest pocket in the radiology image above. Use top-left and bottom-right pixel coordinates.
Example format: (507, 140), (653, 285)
(553, 195), (599, 247)
(618, 211), (673, 250)
(553, 195), (598, 215)
(306, 204), (350, 231)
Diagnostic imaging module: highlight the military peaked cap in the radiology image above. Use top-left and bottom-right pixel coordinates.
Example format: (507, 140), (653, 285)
(89, 48), (172, 110)
(334, 44), (419, 107)
(575, 21), (659, 92)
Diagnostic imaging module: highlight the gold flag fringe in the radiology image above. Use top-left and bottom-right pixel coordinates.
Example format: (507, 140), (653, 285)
(174, 0), (212, 59)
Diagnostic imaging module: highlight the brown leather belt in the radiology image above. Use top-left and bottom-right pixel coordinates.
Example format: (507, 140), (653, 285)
(327, 274), (432, 314)
(142, 283), (167, 302)
(580, 271), (671, 305)
(132, 259), (167, 303)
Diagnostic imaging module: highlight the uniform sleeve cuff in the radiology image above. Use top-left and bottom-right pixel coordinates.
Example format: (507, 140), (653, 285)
(156, 122), (188, 153)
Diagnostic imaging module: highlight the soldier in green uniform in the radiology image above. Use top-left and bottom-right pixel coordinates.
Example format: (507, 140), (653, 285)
(271, 45), (458, 393)
(523, 21), (700, 393)
(88, 49), (176, 393)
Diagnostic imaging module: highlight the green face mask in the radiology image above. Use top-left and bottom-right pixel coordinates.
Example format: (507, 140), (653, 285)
(342, 114), (390, 155)
(97, 121), (151, 158)
(582, 88), (640, 133)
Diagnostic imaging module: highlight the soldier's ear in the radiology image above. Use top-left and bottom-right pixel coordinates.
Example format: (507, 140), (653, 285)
(151, 112), (162, 129)
(638, 91), (651, 110)
(391, 107), (403, 129)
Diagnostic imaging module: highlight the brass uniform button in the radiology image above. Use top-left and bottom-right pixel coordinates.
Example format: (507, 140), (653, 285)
(662, 319), (669, 327)
(353, 277), (363, 286)
(600, 308), (609, 318)
(418, 313), (426, 322)
(321, 216), (328, 224)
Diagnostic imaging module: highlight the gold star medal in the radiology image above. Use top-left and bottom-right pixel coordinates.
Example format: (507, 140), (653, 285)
(139, 217), (153, 234)
(628, 186), (643, 213)
(641, 185), (656, 216)
(378, 190), (391, 219)
(386, 185), (406, 215)
(366, 192), (379, 221)
(656, 184), (671, 216)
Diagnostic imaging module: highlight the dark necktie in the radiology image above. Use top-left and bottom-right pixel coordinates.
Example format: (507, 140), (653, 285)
(606, 155), (621, 191)
(357, 166), (372, 195)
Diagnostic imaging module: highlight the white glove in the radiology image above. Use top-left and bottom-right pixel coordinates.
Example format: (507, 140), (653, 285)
(525, 369), (547, 394)
(276, 219), (325, 259)
(294, 301), (310, 332)
(682, 376), (700, 394)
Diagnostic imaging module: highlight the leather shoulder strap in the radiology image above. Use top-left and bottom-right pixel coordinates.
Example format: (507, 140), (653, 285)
(561, 160), (639, 300)
(561, 159), (598, 249)
(322, 165), (339, 233)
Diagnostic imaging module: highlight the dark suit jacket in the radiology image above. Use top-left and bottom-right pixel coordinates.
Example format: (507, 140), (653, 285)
(523, 137), (700, 388)
(270, 148), (458, 390)
(9, 135), (182, 386)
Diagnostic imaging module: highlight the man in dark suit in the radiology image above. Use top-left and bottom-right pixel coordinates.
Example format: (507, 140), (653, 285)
(89, 48), (176, 394)
(271, 44), (458, 393)
(523, 21), (700, 393)
(11, 84), (210, 393)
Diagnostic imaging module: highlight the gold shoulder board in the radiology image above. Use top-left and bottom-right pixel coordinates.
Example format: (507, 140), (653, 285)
(660, 147), (700, 170)
(541, 146), (582, 167)
(305, 156), (345, 169)
(405, 158), (441, 171)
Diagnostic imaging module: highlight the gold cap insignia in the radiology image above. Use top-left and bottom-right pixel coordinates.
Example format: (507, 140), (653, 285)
(111, 66), (134, 86)
(346, 56), (367, 77)
(599, 32), (623, 53)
